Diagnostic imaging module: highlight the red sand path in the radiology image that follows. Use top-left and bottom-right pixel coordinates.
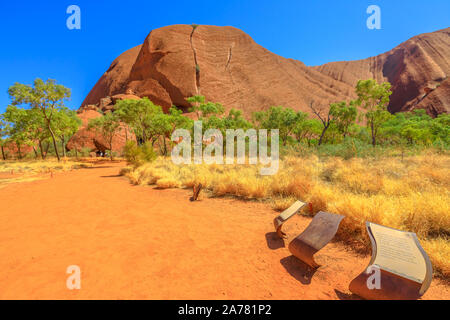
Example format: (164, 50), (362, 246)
(0, 162), (448, 300)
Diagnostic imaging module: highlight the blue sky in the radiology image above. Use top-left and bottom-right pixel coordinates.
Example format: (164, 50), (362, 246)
(0, 0), (449, 112)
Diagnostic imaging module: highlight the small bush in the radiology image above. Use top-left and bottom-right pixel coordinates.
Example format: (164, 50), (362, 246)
(123, 141), (157, 167)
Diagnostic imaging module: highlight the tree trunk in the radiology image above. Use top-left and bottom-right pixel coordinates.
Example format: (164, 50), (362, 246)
(318, 124), (329, 146)
(109, 140), (113, 161)
(61, 136), (66, 158)
(17, 143), (22, 159)
(39, 140), (45, 160)
(44, 142), (50, 160)
(371, 122), (376, 147)
(1, 145), (5, 160)
(163, 137), (167, 156)
(48, 124), (60, 161)
(33, 146), (39, 159)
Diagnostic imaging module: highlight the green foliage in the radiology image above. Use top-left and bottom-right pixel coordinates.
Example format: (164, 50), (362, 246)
(252, 106), (303, 146)
(0, 116), (11, 160)
(293, 115), (322, 146)
(316, 138), (382, 159)
(222, 109), (253, 130)
(186, 95), (224, 119)
(123, 140), (157, 167)
(329, 100), (358, 138)
(355, 79), (393, 146)
(53, 107), (81, 157)
(115, 97), (164, 144)
(7, 78), (72, 161)
(380, 109), (448, 148)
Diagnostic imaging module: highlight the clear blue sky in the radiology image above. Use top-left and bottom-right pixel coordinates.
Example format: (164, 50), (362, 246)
(0, 0), (449, 112)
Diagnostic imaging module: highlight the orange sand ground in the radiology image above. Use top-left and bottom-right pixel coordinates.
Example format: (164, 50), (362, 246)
(0, 162), (449, 300)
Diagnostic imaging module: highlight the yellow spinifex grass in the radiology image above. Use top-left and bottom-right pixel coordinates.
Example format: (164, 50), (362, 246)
(0, 159), (93, 188)
(0, 158), (93, 174)
(125, 152), (450, 279)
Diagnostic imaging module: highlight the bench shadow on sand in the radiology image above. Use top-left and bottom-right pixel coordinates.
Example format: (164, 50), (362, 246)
(265, 232), (285, 250)
(334, 289), (361, 300)
(280, 255), (317, 285)
(100, 174), (123, 178)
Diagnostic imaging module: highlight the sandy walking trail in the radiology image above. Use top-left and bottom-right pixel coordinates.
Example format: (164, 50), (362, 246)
(0, 162), (448, 300)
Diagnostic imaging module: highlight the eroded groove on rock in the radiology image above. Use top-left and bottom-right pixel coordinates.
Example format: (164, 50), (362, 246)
(190, 26), (201, 94)
(226, 47), (232, 70)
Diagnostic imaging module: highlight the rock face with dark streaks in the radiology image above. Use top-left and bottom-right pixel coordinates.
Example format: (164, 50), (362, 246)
(313, 28), (450, 116)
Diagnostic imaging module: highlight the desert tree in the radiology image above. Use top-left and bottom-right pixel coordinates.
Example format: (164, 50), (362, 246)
(381, 109), (439, 152)
(0, 117), (10, 160)
(22, 107), (52, 159)
(355, 79), (392, 146)
(308, 101), (333, 146)
(2, 105), (32, 159)
(252, 106), (301, 146)
(293, 117), (322, 146)
(151, 107), (193, 156)
(53, 108), (81, 158)
(115, 97), (164, 145)
(150, 113), (173, 156)
(88, 112), (122, 161)
(222, 109), (253, 131)
(186, 95), (224, 120)
(8, 79), (71, 161)
(329, 101), (358, 139)
(430, 113), (450, 145)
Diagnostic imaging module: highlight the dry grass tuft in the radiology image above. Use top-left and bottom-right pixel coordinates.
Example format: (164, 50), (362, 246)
(0, 159), (93, 187)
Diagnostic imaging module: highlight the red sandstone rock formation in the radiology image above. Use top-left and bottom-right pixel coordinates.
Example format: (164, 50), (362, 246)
(313, 28), (450, 116)
(67, 109), (132, 154)
(1, 142), (33, 159)
(72, 25), (449, 152)
(80, 25), (449, 117)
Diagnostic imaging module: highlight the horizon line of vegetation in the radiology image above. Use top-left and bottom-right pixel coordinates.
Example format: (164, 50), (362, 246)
(0, 78), (448, 164)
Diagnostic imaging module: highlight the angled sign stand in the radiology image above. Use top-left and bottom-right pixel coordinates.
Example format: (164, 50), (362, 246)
(349, 222), (433, 300)
(288, 211), (344, 268)
(273, 201), (307, 238)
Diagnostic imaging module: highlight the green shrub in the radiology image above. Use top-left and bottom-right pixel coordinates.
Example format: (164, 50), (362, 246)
(123, 141), (141, 165)
(140, 141), (158, 163)
(123, 141), (157, 167)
